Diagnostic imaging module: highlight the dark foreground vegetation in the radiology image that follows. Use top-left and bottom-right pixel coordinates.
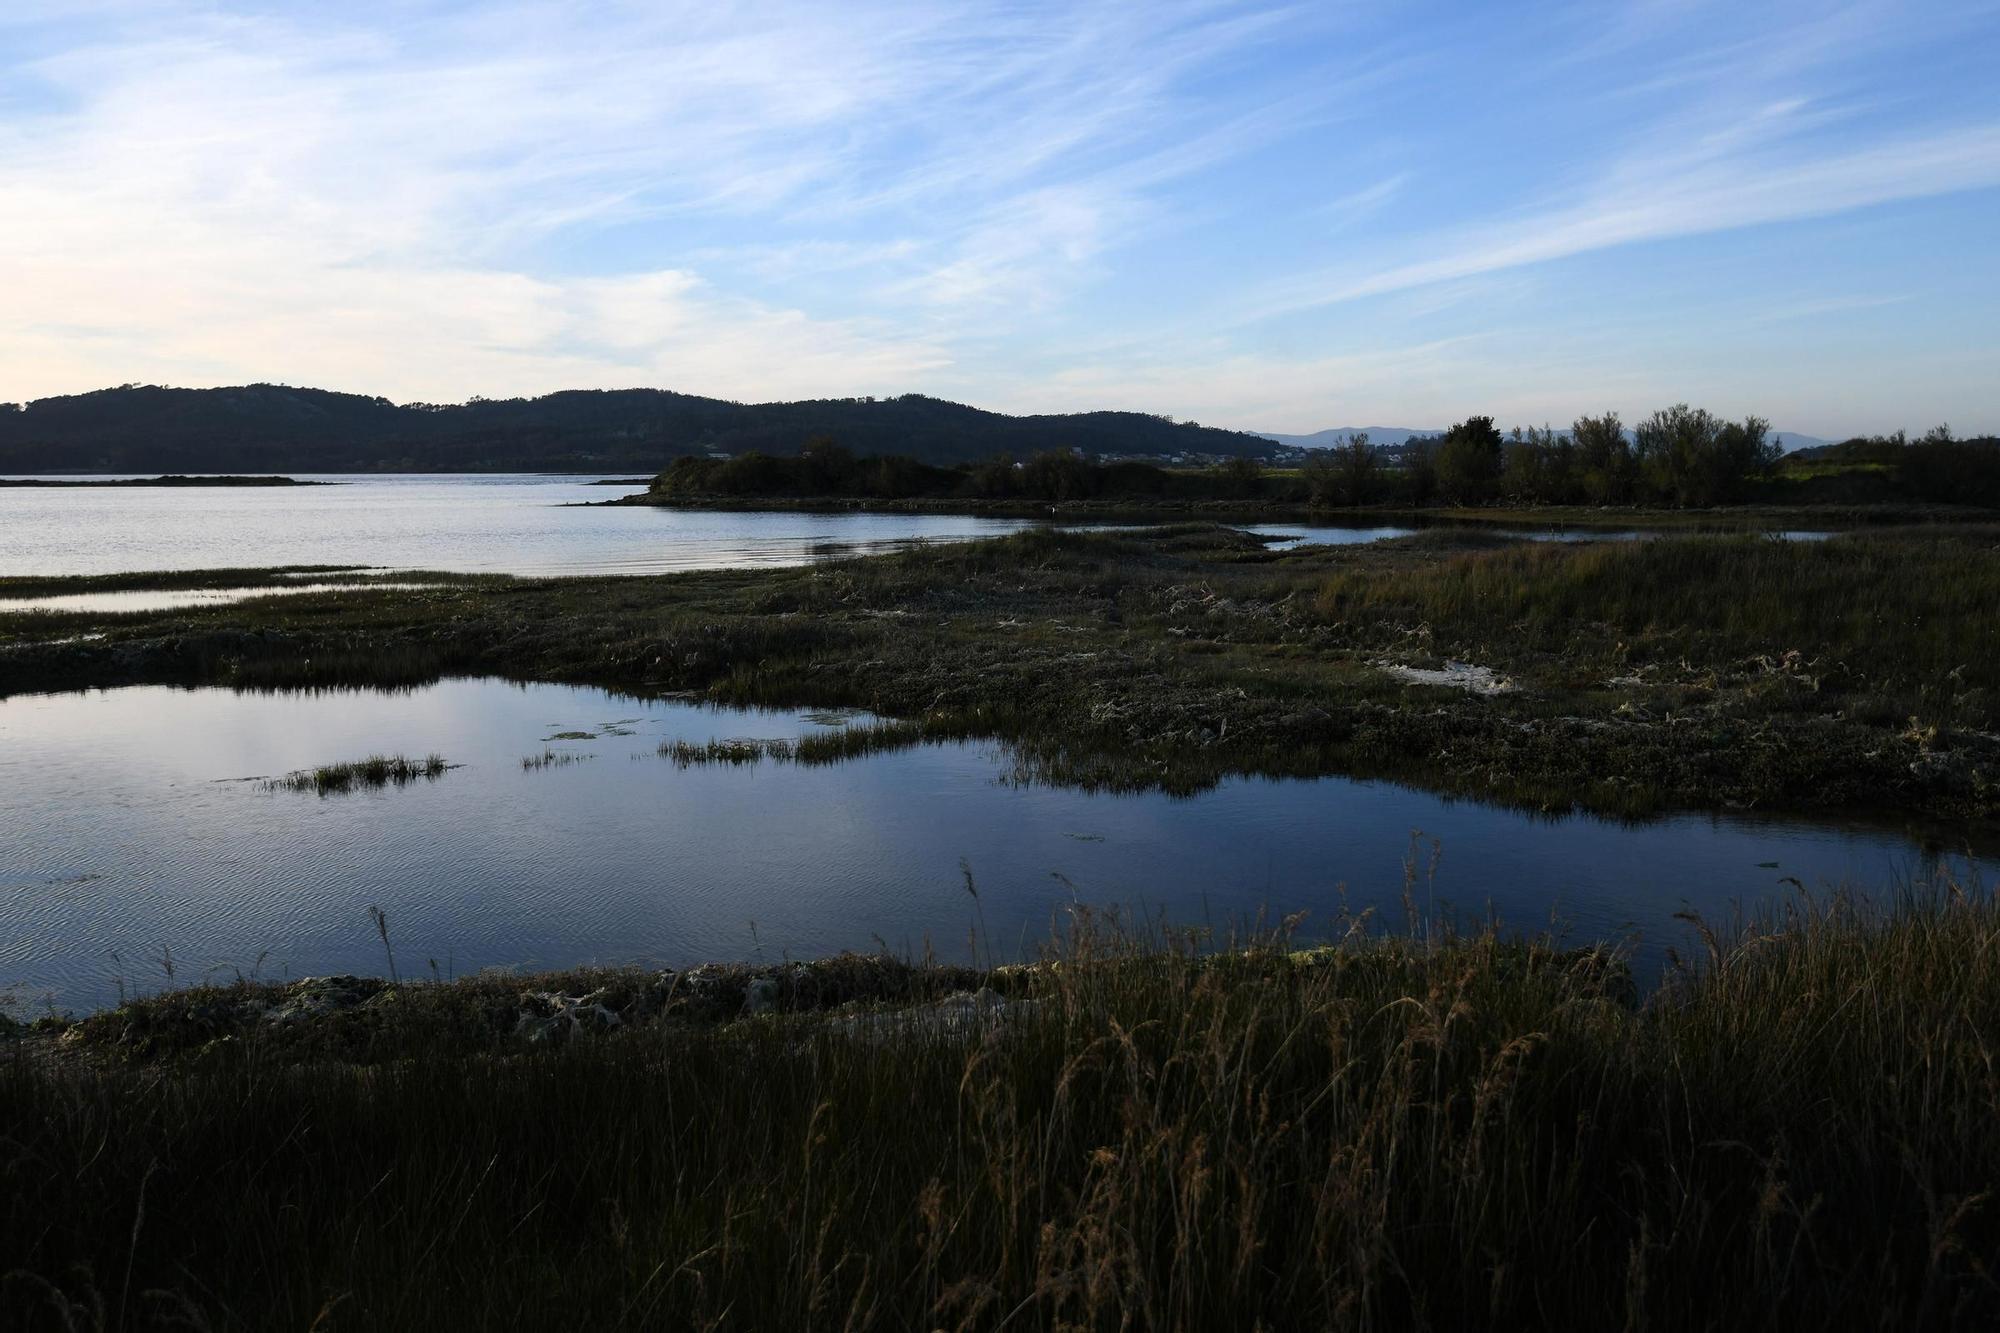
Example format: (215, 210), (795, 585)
(6, 891), (2000, 1330)
(1, 524), (1994, 824)
(639, 412), (2000, 515)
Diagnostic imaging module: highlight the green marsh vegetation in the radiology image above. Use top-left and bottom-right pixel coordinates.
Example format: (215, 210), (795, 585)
(262, 753), (453, 795)
(6, 887), (1999, 1329)
(2, 523), (1994, 824)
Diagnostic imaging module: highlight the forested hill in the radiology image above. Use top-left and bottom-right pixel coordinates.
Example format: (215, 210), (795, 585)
(0, 384), (1280, 473)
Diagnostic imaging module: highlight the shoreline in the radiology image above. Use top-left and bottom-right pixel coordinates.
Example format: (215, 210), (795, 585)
(599, 490), (1995, 528)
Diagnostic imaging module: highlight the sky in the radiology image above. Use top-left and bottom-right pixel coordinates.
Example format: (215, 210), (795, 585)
(1, 1), (1997, 438)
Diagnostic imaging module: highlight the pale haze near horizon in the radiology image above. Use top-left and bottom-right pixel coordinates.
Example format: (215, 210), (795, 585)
(2, 0), (1997, 439)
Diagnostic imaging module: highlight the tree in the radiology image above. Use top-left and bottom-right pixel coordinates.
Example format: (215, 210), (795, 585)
(1301, 434), (1378, 507)
(796, 435), (855, 492)
(1503, 425), (1574, 503)
(1635, 404), (1723, 505)
(1221, 454), (1263, 498)
(1402, 437), (1440, 506)
(1635, 405), (1775, 505)
(970, 452), (1018, 498)
(1337, 433), (1380, 505)
(1300, 450), (1341, 507)
(1021, 450), (1093, 501)
(1435, 415), (1504, 502)
(1572, 412), (1633, 504)
(1712, 415), (1778, 499)
(711, 451), (787, 496)
(869, 454), (927, 498)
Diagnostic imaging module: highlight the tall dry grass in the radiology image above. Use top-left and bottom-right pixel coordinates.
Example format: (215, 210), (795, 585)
(6, 885), (1998, 1329)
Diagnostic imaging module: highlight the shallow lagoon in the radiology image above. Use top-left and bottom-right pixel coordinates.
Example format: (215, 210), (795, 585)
(1, 679), (1982, 1012)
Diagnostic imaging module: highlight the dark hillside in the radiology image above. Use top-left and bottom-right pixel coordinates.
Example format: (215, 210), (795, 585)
(0, 384), (1279, 473)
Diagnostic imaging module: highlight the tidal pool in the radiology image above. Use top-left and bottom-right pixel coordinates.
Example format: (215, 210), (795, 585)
(1246, 523), (1834, 548)
(0, 679), (1983, 1012)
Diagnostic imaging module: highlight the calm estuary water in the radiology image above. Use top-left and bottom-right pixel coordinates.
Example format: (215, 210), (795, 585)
(0, 473), (1825, 582)
(0, 474), (1047, 577)
(1, 680), (1983, 1013)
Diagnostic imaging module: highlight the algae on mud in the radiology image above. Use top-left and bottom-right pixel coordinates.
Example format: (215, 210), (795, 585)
(0, 522), (1994, 826)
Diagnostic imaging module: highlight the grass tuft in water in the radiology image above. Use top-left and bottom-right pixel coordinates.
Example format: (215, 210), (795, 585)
(659, 736), (795, 766)
(659, 720), (926, 769)
(792, 718), (924, 763)
(262, 753), (452, 795)
(521, 749), (594, 771)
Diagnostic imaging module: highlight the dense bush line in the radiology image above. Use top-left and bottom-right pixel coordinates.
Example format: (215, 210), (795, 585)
(649, 437), (1276, 503)
(650, 413), (2000, 510)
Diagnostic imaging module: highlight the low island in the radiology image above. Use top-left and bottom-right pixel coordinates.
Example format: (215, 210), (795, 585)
(0, 473), (320, 487)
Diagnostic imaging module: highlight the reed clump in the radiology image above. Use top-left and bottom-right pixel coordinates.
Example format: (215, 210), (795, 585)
(793, 718), (924, 763)
(262, 753), (452, 794)
(521, 749), (593, 771)
(5, 889), (1998, 1329)
(660, 720), (925, 768)
(660, 735), (795, 766)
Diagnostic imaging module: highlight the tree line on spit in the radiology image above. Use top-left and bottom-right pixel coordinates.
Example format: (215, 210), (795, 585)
(652, 406), (1997, 508)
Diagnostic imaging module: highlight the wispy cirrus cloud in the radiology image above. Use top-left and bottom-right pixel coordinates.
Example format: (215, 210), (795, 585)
(1247, 112), (2000, 320)
(0, 1), (1324, 399)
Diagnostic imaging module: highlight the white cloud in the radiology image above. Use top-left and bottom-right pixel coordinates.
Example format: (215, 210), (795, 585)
(0, 0), (1305, 400)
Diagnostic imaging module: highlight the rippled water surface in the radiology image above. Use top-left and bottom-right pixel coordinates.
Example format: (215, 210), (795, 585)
(0, 474), (1047, 576)
(1, 680), (1982, 1012)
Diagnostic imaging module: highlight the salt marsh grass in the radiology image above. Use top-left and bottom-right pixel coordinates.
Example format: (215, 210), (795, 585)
(521, 749), (593, 771)
(660, 720), (925, 769)
(262, 753), (452, 795)
(6, 885), (1998, 1329)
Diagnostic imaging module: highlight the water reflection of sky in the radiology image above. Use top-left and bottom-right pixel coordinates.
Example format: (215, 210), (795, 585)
(1, 680), (1983, 1013)
(0, 474), (1046, 577)
(2, 473), (1838, 582)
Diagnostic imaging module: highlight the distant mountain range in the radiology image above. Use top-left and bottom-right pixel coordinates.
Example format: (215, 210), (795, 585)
(1255, 426), (1837, 452)
(0, 384), (1283, 474)
(0, 384), (1852, 475)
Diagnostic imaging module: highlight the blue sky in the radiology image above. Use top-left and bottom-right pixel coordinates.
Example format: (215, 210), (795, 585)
(2, 1), (1996, 436)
